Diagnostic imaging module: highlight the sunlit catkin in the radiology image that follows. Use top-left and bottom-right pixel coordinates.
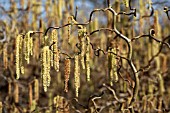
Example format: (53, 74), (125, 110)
(86, 36), (90, 81)
(41, 46), (51, 92)
(80, 37), (85, 69)
(51, 30), (60, 72)
(64, 59), (71, 92)
(24, 31), (34, 64)
(54, 95), (60, 113)
(16, 34), (23, 79)
(74, 55), (80, 97)
(78, 26), (86, 70)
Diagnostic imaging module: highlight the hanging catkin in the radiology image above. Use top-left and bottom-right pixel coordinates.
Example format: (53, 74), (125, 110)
(80, 37), (85, 70)
(64, 59), (71, 92)
(16, 34), (23, 79)
(86, 36), (90, 81)
(41, 46), (51, 92)
(74, 55), (80, 97)
(51, 30), (60, 72)
(24, 31), (34, 64)
(78, 26), (86, 70)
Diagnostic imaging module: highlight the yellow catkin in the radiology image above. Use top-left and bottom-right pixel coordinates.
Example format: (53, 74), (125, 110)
(78, 26), (86, 70)
(80, 37), (85, 69)
(3, 43), (8, 69)
(34, 79), (39, 101)
(14, 82), (19, 103)
(86, 37), (90, 82)
(21, 66), (24, 74)
(19, 35), (24, 74)
(74, 55), (80, 97)
(51, 30), (60, 72)
(47, 47), (51, 87)
(50, 50), (54, 67)
(16, 35), (23, 79)
(41, 46), (51, 92)
(29, 83), (32, 107)
(51, 30), (56, 66)
(24, 31), (34, 64)
(54, 95), (60, 113)
(64, 59), (71, 92)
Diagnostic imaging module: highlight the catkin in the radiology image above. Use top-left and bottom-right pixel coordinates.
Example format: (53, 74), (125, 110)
(78, 26), (86, 70)
(21, 66), (24, 74)
(24, 31), (34, 64)
(16, 35), (23, 79)
(51, 30), (60, 72)
(41, 46), (51, 92)
(3, 43), (8, 69)
(80, 37), (85, 69)
(64, 59), (71, 92)
(74, 55), (80, 97)
(86, 36), (90, 82)
(54, 95), (60, 113)
(19, 35), (24, 75)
